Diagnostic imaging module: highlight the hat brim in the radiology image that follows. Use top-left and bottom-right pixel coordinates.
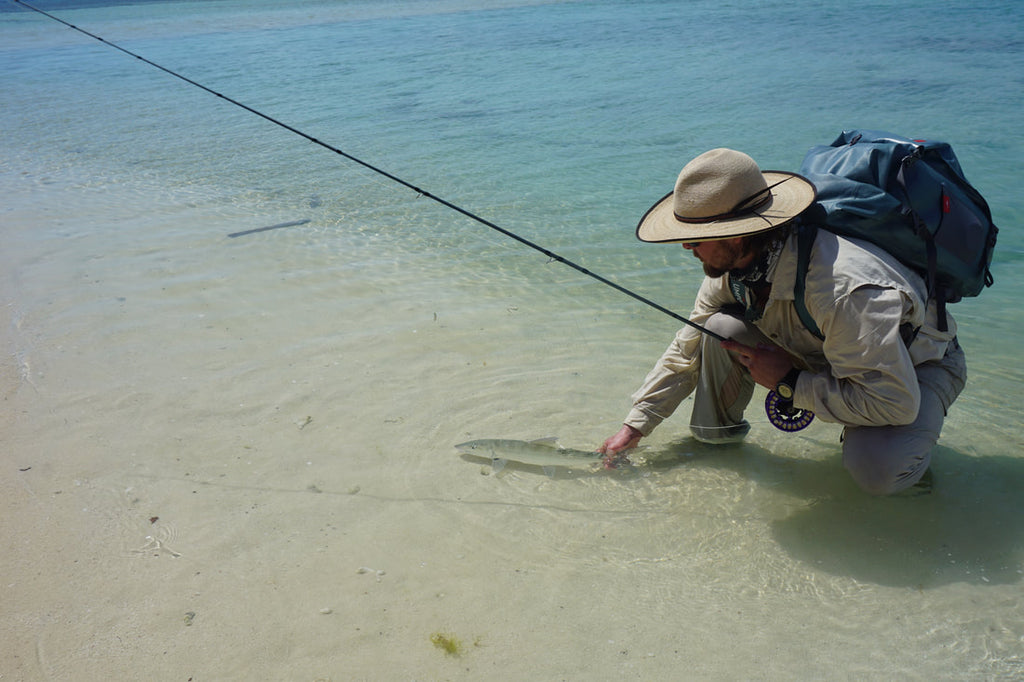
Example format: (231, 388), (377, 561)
(636, 171), (816, 244)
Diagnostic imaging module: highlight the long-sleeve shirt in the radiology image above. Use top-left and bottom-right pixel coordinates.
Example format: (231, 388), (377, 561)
(623, 229), (958, 436)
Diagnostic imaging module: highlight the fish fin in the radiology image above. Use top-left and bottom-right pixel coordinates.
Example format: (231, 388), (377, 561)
(528, 437), (560, 448)
(491, 458), (508, 474)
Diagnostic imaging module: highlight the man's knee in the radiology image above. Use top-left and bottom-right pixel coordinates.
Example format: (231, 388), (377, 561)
(842, 426), (932, 495)
(842, 386), (948, 495)
(704, 310), (771, 347)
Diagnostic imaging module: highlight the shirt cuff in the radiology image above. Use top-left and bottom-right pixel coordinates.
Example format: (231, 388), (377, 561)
(624, 407), (663, 437)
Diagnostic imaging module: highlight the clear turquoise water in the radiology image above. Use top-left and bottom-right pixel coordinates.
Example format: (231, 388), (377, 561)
(2, 1), (1023, 678)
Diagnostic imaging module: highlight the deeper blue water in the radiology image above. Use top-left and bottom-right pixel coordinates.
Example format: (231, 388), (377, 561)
(5, 1), (1022, 280)
(2, 0), (1023, 678)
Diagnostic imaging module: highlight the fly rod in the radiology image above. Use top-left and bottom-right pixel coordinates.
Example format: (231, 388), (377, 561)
(13, 0), (726, 343)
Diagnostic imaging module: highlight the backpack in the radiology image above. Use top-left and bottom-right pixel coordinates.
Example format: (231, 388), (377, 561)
(790, 129), (998, 339)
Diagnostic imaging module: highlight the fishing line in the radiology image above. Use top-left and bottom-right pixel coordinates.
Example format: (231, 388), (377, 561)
(13, 0), (726, 343)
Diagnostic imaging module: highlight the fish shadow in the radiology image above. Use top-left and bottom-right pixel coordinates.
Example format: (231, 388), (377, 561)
(655, 438), (1024, 589)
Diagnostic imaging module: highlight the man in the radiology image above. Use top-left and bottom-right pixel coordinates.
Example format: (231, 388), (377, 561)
(599, 148), (966, 495)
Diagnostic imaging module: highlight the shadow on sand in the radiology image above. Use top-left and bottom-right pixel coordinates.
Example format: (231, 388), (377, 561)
(652, 438), (1024, 589)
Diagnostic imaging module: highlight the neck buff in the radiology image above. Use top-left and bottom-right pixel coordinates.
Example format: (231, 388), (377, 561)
(729, 228), (789, 320)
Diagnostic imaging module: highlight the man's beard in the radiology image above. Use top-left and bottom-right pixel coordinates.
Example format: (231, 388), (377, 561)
(697, 239), (747, 278)
(702, 262), (729, 278)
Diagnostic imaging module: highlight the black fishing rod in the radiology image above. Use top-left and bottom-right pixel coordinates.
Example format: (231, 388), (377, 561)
(18, 0), (820, 433)
(14, 0), (726, 343)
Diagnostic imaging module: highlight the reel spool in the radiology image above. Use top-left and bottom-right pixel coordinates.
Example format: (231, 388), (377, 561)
(765, 391), (815, 432)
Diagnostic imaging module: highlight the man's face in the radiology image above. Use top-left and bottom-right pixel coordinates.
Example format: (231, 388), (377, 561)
(683, 237), (751, 278)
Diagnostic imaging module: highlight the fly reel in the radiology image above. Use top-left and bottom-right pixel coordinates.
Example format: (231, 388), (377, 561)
(765, 391), (815, 432)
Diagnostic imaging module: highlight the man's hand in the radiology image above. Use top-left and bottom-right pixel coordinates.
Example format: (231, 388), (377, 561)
(599, 424), (643, 468)
(720, 339), (794, 391)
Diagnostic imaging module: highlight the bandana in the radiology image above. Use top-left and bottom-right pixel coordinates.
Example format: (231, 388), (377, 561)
(728, 228), (789, 321)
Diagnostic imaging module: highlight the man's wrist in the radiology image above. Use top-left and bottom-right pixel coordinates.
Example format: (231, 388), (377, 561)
(775, 367), (802, 401)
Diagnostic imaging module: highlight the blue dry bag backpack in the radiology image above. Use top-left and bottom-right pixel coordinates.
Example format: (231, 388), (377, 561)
(793, 129), (998, 338)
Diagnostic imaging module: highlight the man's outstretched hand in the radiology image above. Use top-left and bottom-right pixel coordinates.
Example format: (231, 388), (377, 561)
(599, 424), (643, 469)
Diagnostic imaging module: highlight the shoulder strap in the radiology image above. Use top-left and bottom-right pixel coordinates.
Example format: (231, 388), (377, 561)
(794, 224), (824, 340)
(895, 152), (949, 332)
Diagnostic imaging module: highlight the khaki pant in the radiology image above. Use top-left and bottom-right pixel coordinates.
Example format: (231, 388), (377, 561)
(690, 311), (967, 495)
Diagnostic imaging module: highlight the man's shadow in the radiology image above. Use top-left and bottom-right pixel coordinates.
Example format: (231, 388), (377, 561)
(650, 437), (1024, 589)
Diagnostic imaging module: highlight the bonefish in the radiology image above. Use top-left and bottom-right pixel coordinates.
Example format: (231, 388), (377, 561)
(455, 438), (603, 473)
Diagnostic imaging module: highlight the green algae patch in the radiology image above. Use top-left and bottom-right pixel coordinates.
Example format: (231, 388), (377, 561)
(430, 632), (463, 656)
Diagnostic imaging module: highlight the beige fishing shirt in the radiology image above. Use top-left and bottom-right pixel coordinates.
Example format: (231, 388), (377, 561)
(624, 229), (959, 435)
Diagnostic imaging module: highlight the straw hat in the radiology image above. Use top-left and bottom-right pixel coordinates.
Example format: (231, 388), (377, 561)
(636, 148), (816, 243)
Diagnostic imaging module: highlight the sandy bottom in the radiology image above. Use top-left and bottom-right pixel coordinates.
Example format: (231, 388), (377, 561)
(3, 163), (1023, 680)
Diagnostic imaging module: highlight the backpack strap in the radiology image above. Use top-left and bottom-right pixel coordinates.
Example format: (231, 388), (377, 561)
(733, 224), (824, 339)
(896, 153), (949, 332)
(794, 223), (825, 340)
(793, 223), (922, 346)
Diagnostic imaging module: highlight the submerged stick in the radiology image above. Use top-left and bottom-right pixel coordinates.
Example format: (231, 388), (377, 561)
(228, 218), (311, 239)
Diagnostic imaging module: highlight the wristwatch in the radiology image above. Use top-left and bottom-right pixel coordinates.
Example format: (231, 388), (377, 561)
(775, 367), (802, 401)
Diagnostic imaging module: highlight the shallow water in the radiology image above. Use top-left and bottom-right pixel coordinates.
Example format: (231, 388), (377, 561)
(3, 0), (1023, 679)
